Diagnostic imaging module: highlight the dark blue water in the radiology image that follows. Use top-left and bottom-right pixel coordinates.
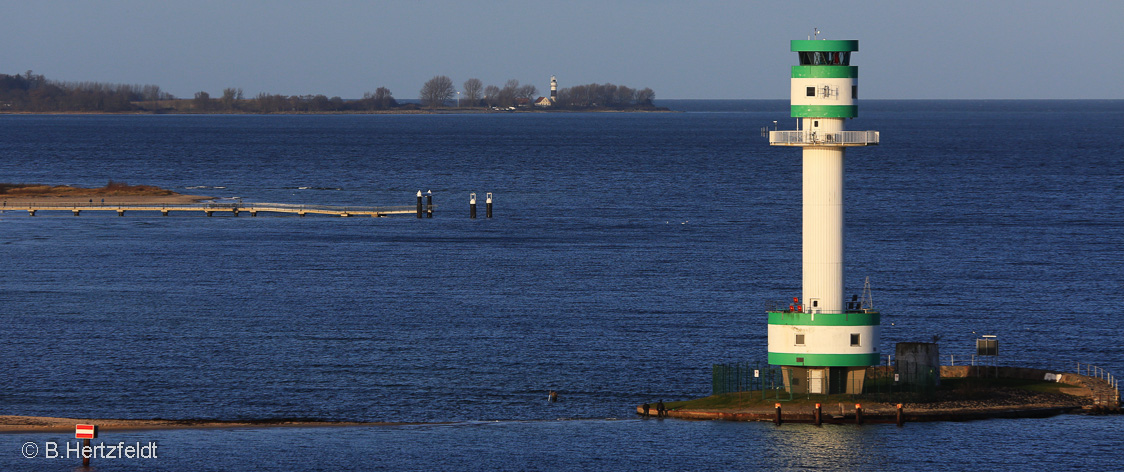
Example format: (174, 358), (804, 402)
(1, 101), (1122, 470)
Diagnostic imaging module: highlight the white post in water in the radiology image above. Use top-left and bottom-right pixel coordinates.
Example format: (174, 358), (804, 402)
(766, 36), (880, 395)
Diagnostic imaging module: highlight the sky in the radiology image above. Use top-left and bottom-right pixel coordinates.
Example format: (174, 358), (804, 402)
(2, 0), (1120, 100)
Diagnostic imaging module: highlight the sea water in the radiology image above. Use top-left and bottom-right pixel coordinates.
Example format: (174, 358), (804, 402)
(0, 101), (1121, 470)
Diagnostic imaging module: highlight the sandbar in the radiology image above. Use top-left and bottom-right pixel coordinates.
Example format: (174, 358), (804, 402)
(0, 415), (390, 434)
(1, 194), (212, 206)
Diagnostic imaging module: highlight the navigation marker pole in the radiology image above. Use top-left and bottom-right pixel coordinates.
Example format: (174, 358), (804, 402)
(75, 424), (97, 467)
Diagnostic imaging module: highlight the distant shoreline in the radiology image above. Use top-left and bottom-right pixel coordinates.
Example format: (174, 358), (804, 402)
(0, 107), (676, 116)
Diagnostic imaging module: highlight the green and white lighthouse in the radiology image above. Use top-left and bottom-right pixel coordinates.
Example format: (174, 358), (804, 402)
(766, 36), (880, 395)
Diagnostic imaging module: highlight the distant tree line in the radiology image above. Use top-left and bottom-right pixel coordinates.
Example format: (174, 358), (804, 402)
(0, 70), (172, 112)
(0, 71), (402, 113)
(556, 83), (655, 109)
(0, 70), (656, 113)
(420, 75), (656, 110)
(192, 87), (400, 113)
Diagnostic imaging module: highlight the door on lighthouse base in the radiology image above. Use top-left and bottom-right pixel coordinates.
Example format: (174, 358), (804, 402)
(809, 369), (825, 394)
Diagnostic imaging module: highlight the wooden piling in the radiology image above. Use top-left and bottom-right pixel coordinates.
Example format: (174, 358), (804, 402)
(416, 191), (423, 218)
(855, 404), (863, 425)
(896, 403), (904, 427)
(470, 193), (477, 219)
(774, 403), (782, 425)
(82, 438), (90, 467)
(426, 191), (433, 218)
(486, 192), (493, 218)
(814, 403), (822, 426)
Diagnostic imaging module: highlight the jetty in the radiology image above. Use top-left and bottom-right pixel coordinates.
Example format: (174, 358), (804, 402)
(4, 202), (422, 218)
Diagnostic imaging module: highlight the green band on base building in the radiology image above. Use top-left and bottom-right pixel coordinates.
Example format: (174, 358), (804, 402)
(767, 352), (882, 367)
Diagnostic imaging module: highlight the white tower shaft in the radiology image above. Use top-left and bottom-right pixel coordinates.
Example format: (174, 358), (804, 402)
(802, 141), (844, 314)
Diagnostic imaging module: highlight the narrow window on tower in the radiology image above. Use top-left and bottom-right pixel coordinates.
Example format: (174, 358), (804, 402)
(795, 334), (805, 346)
(806, 86), (816, 97)
(850, 333), (861, 346)
(852, 85), (857, 99)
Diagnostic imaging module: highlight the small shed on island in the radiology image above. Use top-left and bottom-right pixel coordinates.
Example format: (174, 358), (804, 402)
(895, 342), (941, 388)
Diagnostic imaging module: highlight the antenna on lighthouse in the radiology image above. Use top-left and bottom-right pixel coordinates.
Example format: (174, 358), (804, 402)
(861, 276), (875, 311)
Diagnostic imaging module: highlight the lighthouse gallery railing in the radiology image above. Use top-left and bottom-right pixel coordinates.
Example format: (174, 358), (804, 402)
(769, 130), (879, 146)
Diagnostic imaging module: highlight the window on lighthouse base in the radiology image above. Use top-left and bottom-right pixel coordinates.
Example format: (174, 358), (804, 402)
(850, 333), (861, 347)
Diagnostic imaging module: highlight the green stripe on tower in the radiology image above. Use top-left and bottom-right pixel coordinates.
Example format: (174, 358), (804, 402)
(791, 105), (857, 118)
(767, 352), (880, 366)
(791, 66), (858, 79)
(767, 311), (879, 326)
(791, 40), (858, 52)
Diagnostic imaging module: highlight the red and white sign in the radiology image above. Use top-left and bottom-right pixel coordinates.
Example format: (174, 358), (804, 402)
(75, 424), (97, 439)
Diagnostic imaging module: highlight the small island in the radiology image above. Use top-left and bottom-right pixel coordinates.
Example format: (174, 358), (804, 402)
(640, 366), (1120, 423)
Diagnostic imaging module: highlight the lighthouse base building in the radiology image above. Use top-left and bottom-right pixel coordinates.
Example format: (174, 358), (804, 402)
(768, 309), (880, 395)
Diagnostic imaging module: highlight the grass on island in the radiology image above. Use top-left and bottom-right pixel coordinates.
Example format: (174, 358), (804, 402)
(938, 377), (1079, 397)
(0, 181), (177, 197)
(668, 377), (1081, 411)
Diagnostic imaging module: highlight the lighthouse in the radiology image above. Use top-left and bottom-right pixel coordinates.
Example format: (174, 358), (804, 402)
(550, 75), (558, 102)
(766, 37), (880, 395)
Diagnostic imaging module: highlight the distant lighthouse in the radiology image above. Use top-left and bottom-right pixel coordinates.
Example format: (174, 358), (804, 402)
(550, 75), (557, 102)
(766, 37), (880, 395)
